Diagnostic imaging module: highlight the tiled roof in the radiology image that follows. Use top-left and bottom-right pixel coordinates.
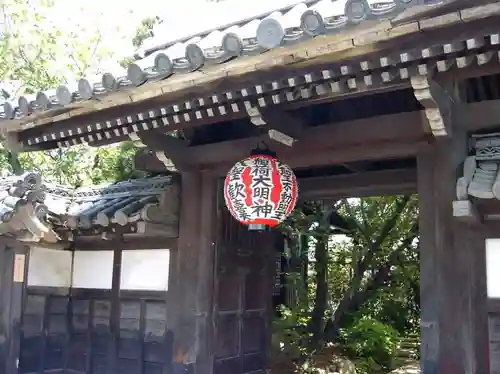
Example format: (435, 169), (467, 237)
(0, 173), (178, 243)
(1, 0), (430, 122)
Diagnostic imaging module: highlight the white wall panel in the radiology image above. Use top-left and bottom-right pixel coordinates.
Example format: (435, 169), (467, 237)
(72, 250), (114, 289)
(27, 247), (72, 287)
(487, 239), (500, 298)
(120, 249), (170, 291)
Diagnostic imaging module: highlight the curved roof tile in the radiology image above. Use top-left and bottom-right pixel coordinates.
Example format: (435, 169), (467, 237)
(1, 0), (427, 122)
(0, 173), (177, 242)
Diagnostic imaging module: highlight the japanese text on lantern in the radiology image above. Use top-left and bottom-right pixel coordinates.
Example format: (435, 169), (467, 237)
(224, 155), (298, 226)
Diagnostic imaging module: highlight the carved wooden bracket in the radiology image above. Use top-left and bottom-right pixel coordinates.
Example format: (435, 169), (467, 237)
(246, 106), (303, 146)
(138, 131), (192, 171)
(410, 75), (455, 137)
(133, 148), (177, 173)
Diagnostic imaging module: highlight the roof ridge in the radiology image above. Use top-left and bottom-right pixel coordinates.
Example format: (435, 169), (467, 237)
(142, 0), (321, 56)
(43, 175), (174, 199)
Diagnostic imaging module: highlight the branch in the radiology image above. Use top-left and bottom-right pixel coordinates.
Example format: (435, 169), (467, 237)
(80, 33), (102, 76)
(69, 53), (83, 76)
(341, 199), (370, 242)
(324, 220), (418, 341)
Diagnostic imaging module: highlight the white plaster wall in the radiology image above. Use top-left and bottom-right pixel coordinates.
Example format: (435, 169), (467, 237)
(120, 249), (170, 291)
(27, 247), (72, 287)
(72, 250), (114, 289)
(487, 239), (500, 298)
(27, 247), (170, 291)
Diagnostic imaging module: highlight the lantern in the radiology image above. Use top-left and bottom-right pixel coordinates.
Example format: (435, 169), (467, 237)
(224, 147), (298, 230)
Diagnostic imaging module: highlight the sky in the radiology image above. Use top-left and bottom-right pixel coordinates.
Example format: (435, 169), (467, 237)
(0, 0), (307, 93)
(30, 0), (305, 76)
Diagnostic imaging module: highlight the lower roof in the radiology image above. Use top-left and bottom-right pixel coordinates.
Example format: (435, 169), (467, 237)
(0, 173), (178, 245)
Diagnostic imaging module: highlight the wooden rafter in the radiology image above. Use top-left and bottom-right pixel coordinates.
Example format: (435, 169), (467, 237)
(3, 1), (500, 136)
(246, 106), (303, 146)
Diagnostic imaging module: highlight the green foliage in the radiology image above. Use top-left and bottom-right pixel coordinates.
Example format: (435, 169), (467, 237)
(119, 16), (162, 68)
(0, 0), (145, 185)
(340, 317), (401, 373)
(271, 305), (311, 360)
(272, 196), (420, 373)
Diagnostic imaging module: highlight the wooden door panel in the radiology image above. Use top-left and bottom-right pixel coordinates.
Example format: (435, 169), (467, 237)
(213, 207), (279, 374)
(19, 294), (45, 374)
(214, 315), (239, 359)
(241, 316), (266, 354)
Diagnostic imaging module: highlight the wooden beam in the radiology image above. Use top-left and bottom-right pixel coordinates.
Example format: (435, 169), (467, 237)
(189, 111), (427, 168)
(133, 149), (170, 172)
(138, 131), (193, 171)
(411, 75), (455, 137)
(247, 106), (303, 147)
(299, 168), (417, 199)
(457, 99), (500, 132)
(210, 139), (426, 177)
(132, 148), (179, 172)
(73, 236), (178, 250)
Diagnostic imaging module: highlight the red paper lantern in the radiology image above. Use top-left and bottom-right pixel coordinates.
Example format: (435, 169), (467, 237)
(224, 153), (298, 227)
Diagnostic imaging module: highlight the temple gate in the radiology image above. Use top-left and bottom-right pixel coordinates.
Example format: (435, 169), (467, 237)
(0, 0), (500, 373)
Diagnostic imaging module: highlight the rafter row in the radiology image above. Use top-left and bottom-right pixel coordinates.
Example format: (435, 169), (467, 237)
(24, 50), (494, 149)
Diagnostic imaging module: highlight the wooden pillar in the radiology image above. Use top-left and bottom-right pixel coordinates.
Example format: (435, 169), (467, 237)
(0, 240), (28, 374)
(171, 171), (216, 373)
(418, 128), (490, 372)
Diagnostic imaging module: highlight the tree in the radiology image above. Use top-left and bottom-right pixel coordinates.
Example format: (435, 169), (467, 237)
(119, 16), (162, 68)
(274, 196), (420, 373)
(0, 0), (143, 184)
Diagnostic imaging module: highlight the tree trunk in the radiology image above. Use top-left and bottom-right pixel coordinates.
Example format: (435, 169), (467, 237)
(300, 234), (309, 305)
(310, 236), (328, 347)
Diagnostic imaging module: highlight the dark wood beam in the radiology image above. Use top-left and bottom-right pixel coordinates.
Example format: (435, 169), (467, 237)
(299, 168), (417, 199)
(189, 111), (427, 168)
(457, 100), (500, 132)
(208, 139), (426, 177)
(247, 107), (304, 147)
(73, 236), (178, 251)
(133, 149), (168, 172)
(138, 131), (193, 171)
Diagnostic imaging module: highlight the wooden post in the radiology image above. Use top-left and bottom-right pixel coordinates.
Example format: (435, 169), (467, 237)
(417, 123), (490, 372)
(171, 171), (216, 373)
(0, 240), (29, 374)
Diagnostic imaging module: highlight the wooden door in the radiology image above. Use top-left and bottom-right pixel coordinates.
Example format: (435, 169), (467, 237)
(0, 242), (29, 374)
(213, 208), (280, 374)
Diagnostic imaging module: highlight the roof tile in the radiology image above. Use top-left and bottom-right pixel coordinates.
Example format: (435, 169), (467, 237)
(1, 0), (432, 122)
(0, 173), (177, 243)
